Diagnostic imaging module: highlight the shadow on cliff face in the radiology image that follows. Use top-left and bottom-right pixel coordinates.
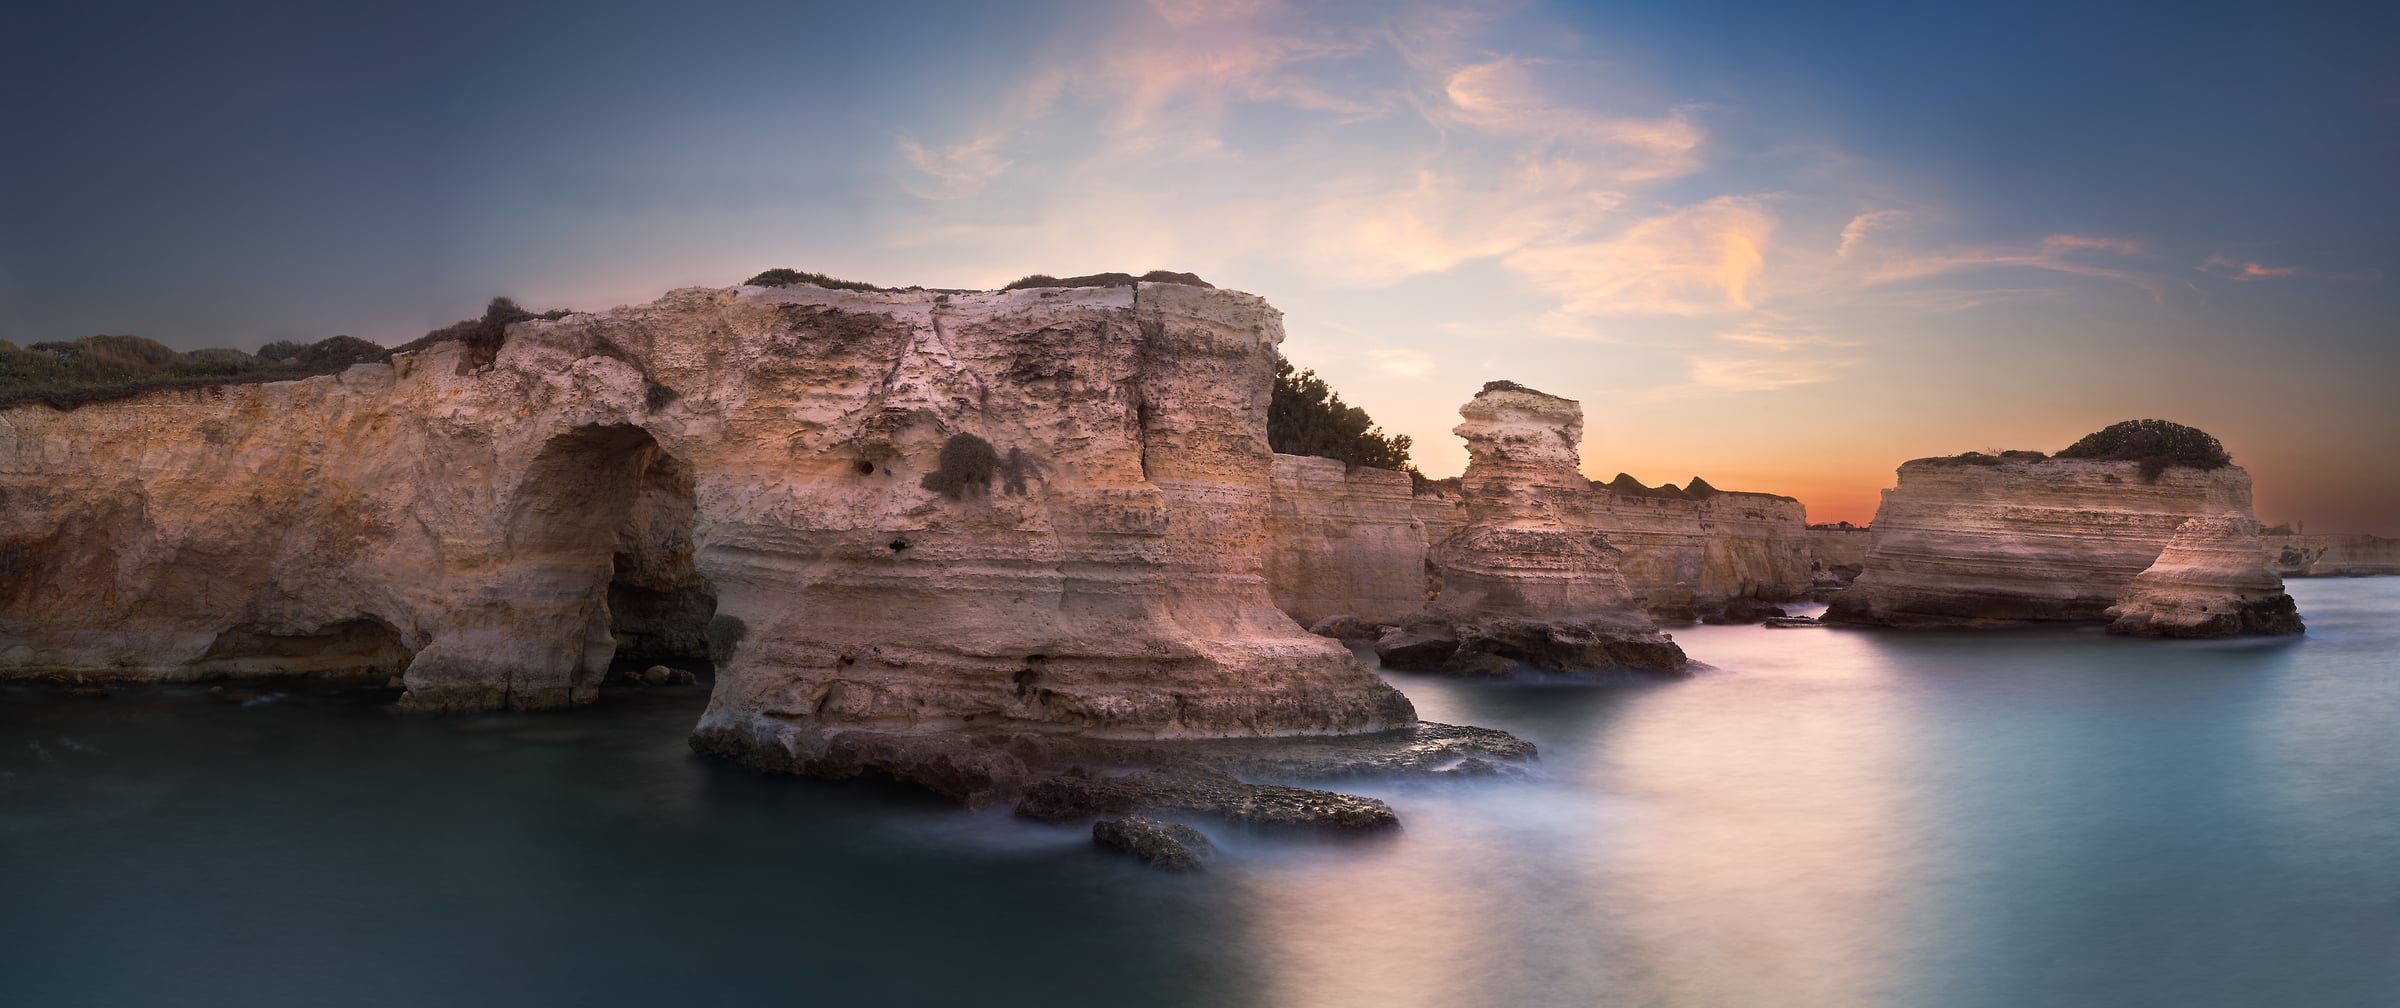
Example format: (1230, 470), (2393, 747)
(387, 422), (720, 710)
(509, 423), (719, 701)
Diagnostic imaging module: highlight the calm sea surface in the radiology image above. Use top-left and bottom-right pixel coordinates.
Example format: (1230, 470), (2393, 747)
(5, 578), (2397, 1007)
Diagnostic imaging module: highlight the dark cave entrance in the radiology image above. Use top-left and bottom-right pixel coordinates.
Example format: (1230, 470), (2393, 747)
(510, 424), (718, 697)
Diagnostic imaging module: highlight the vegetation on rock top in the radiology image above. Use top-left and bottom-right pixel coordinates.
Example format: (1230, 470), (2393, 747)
(2056, 419), (2232, 477)
(742, 268), (915, 293)
(1270, 354), (1412, 472)
(3, 296), (580, 411)
(1001, 271), (1213, 291)
(2, 333), (388, 410)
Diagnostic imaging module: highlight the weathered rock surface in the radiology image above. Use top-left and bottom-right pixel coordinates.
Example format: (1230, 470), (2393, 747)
(1374, 384), (1685, 676)
(1583, 482), (1812, 622)
(2263, 532), (2400, 577)
(1265, 454), (1427, 625)
(1805, 522), (1872, 595)
(0, 280), (1430, 792)
(1269, 463), (1813, 630)
(1092, 814), (1217, 871)
(1826, 455), (2300, 635)
(2108, 515), (2305, 636)
(1019, 764), (1399, 830)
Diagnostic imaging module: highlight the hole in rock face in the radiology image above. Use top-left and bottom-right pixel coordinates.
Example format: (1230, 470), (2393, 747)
(509, 424), (719, 693)
(854, 459), (876, 475)
(889, 539), (910, 552)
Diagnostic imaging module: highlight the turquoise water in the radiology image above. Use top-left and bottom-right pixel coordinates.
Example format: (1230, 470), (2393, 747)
(4, 579), (2396, 1007)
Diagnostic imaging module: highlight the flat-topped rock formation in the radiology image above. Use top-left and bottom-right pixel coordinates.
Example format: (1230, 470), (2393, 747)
(0, 279), (1471, 802)
(2107, 515), (2304, 636)
(1373, 383), (1685, 676)
(1826, 431), (2302, 637)
(1583, 476), (1811, 622)
(2263, 531), (2400, 577)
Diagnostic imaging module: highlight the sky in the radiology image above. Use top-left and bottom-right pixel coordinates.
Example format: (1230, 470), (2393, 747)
(5, 0), (2396, 533)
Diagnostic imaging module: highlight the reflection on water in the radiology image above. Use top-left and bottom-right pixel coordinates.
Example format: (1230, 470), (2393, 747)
(4, 581), (2398, 1007)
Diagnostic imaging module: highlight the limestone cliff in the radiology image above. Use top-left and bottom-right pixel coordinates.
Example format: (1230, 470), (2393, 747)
(1583, 484), (1812, 622)
(0, 281), (1422, 798)
(2106, 515), (2304, 636)
(1374, 384), (1684, 675)
(1805, 523), (1872, 593)
(1825, 454), (2293, 632)
(2263, 532), (2400, 577)
(1263, 454), (1427, 626)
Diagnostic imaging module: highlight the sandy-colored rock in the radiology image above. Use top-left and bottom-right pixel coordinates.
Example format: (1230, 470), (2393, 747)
(1826, 455), (2295, 630)
(2262, 532), (2400, 577)
(1264, 454), (1427, 625)
(1374, 384), (1684, 675)
(0, 280), (1422, 795)
(2108, 515), (2304, 636)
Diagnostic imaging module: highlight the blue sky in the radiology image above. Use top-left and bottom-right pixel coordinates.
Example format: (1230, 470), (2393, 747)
(5, 0), (2394, 531)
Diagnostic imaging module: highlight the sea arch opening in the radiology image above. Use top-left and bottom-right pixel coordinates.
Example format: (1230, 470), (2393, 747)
(497, 422), (717, 706)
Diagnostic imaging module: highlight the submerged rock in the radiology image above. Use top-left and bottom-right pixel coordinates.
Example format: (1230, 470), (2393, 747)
(1018, 765), (1398, 831)
(1092, 814), (1217, 871)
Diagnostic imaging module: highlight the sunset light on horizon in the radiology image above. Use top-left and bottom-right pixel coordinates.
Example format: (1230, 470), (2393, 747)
(6, 0), (2393, 532)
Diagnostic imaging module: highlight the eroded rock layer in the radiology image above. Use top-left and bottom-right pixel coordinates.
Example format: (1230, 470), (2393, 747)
(1263, 454), (1428, 625)
(1374, 384), (1684, 675)
(1826, 456), (2294, 633)
(2107, 515), (2304, 637)
(2263, 532), (2400, 577)
(0, 282), (1422, 797)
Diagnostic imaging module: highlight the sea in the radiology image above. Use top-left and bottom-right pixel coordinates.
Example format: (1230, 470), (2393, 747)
(4, 578), (2396, 1008)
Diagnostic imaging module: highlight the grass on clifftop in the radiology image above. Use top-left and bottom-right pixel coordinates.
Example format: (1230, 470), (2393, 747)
(2056, 419), (2232, 476)
(0, 333), (391, 410)
(1913, 420), (2232, 480)
(3, 296), (575, 411)
(1001, 270), (1213, 291)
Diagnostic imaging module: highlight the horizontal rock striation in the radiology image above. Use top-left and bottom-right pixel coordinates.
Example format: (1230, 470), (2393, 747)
(1269, 467), (1813, 633)
(2107, 515), (2304, 636)
(1826, 454), (2298, 634)
(1, 280), (1445, 799)
(1374, 384), (1684, 676)
(1263, 454), (1428, 626)
(1587, 483), (1811, 622)
(2263, 532), (2400, 577)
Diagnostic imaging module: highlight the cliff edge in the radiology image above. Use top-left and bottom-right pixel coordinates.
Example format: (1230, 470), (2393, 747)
(0, 280), (1434, 800)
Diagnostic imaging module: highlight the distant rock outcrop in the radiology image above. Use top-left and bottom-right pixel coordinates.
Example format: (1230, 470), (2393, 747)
(2262, 531), (2400, 577)
(1373, 384), (1685, 676)
(1826, 440), (2302, 636)
(2107, 515), (2304, 636)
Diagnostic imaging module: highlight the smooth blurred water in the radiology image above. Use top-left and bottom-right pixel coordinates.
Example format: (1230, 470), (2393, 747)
(5, 578), (2397, 1007)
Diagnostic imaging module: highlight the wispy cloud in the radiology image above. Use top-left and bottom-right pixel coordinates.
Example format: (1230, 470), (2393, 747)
(2200, 255), (2298, 280)
(896, 135), (1014, 200)
(1440, 57), (1706, 183)
(1503, 196), (1777, 317)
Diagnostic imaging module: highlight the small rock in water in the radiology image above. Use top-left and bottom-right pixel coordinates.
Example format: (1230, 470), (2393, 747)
(641, 665), (672, 685)
(1093, 814), (1217, 871)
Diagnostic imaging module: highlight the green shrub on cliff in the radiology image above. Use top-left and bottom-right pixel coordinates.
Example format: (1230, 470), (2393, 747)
(1269, 354), (1413, 472)
(1000, 271), (1214, 291)
(2057, 419), (2231, 479)
(743, 268), (886, 292)
(0, 333), (396, 410)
